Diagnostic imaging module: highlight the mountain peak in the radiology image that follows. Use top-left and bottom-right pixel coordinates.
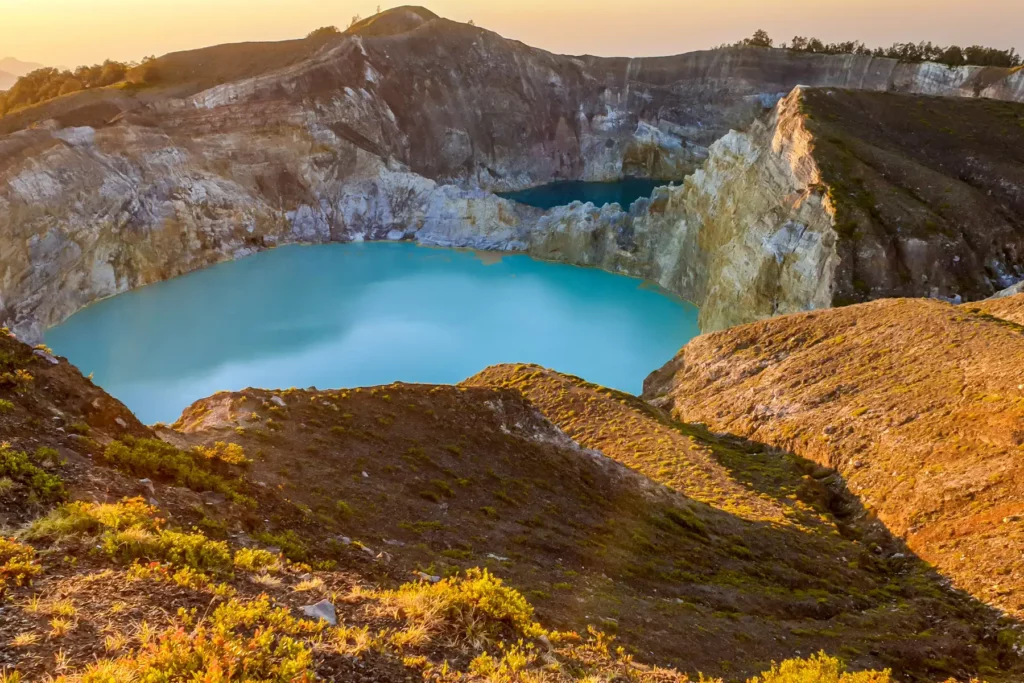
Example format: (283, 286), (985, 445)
(346, 6), (440, 37)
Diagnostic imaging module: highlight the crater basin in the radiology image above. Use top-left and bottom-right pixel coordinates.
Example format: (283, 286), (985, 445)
(498, 179), (666, 210)
(46, 243), (699, 424)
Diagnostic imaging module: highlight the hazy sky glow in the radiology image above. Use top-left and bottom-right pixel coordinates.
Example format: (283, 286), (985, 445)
(2, 0), (1022, 68)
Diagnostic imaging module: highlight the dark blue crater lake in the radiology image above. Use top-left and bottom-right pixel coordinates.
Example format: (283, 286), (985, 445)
(46, 243), (699, 424)
(499, 179), (667, 210)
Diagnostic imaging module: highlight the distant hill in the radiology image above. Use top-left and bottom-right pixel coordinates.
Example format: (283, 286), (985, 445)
(0, 57), (45, 91)
(0, 57), (44, 78)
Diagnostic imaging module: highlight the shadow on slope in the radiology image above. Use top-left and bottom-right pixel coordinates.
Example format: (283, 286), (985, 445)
(643, 296), (1024, 654)
(155, 364), (1018, 681)
(468, 365), (1021, 681)
(0, 321), (1018, 680)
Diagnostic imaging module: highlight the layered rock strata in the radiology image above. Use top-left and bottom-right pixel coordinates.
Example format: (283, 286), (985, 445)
(3, 7), (1024, 338)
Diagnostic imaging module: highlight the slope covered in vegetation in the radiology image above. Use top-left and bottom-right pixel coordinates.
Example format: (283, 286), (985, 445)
(0, 316), (1016, 680)
(802, 88), (1024, 305)
(644, 294), (1024, 633)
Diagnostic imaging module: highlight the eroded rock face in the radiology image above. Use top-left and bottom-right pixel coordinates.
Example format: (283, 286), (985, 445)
(3, 9), (1024, 339)
(529, 87), (1024, 331)
(529, 90), (840, 331)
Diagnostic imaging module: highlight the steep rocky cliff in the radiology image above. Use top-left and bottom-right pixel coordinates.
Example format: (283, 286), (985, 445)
(3, 6), (1024, 339)
(533, 87), (1024, 330)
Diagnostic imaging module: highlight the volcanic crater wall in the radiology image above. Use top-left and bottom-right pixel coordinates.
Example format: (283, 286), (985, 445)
(2, 8), (1024, 340)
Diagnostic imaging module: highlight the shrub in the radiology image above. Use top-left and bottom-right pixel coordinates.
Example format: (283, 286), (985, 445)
(25, 497), (231, 573)
(377, 568), (543, 647)
(63, 597), (323, 682)
(124, 56), (161, 86)
(0, 537), (41, 591)
(103, 527), (232, 572)
(0, 399), (14, 413)
(0, 444), (65, 503)
(0, 368), (33, 392)
(100, 437), (245, 500)
(0, 60), (130, 116)
(233, 547), (282, 573)
(253, 530), (308, 563)
(306, 26), (340, 39)
(749, 651), (893, 683)
(25, 497), (157, 541)
(335, 500), (353, 518)
(193, 441), (250, 466)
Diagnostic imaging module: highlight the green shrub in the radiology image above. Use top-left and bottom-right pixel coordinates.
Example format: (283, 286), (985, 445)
(25, 497), (230, 573)
(100, 437), (245, 500)
(378, 568), (543, 646)
(253, 530), (308, 563)
(233, 547), (282, 573)
(25, 497), (155, 541)
(0, 537), (41, 591)
(0, 444), (65, 503)
(103, 527), (232, 572)
(192, 441), (250, 466)
(0, 368), (33, 392)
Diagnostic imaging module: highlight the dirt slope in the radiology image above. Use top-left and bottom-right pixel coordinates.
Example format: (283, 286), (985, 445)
(171, 375), (1002, 680)
(643, 295), (1024, 630)
(0, 323), (1016, 681)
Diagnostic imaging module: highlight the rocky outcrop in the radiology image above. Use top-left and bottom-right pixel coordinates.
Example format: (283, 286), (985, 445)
(528, 89), (840, 331)
(3, 7), (1024, 339)
(530, 87), (1024, 330)
(0, 124), (543, 341)
(992, 281), (1024, 299)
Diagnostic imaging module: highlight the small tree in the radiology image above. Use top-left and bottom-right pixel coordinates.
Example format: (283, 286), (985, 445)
(742, 29), (774, 48)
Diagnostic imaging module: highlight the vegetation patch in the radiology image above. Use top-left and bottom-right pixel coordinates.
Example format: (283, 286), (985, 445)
(0, 444), (65, 503)
(376, 568), (542, 647)
(0, 536), (41, 594)
(736, 29), (1020, 67)
(98, 437), (250, 503)
(25, 497), (231, 573)
(58, 596), (323, 682)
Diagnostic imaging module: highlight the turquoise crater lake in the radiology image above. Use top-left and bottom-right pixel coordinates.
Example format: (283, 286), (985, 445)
(499, 179), (666, 210)
(46, 243), (700, 424)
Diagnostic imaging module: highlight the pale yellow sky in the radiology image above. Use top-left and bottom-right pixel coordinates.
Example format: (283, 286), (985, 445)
(2, 0), (1021, 68)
